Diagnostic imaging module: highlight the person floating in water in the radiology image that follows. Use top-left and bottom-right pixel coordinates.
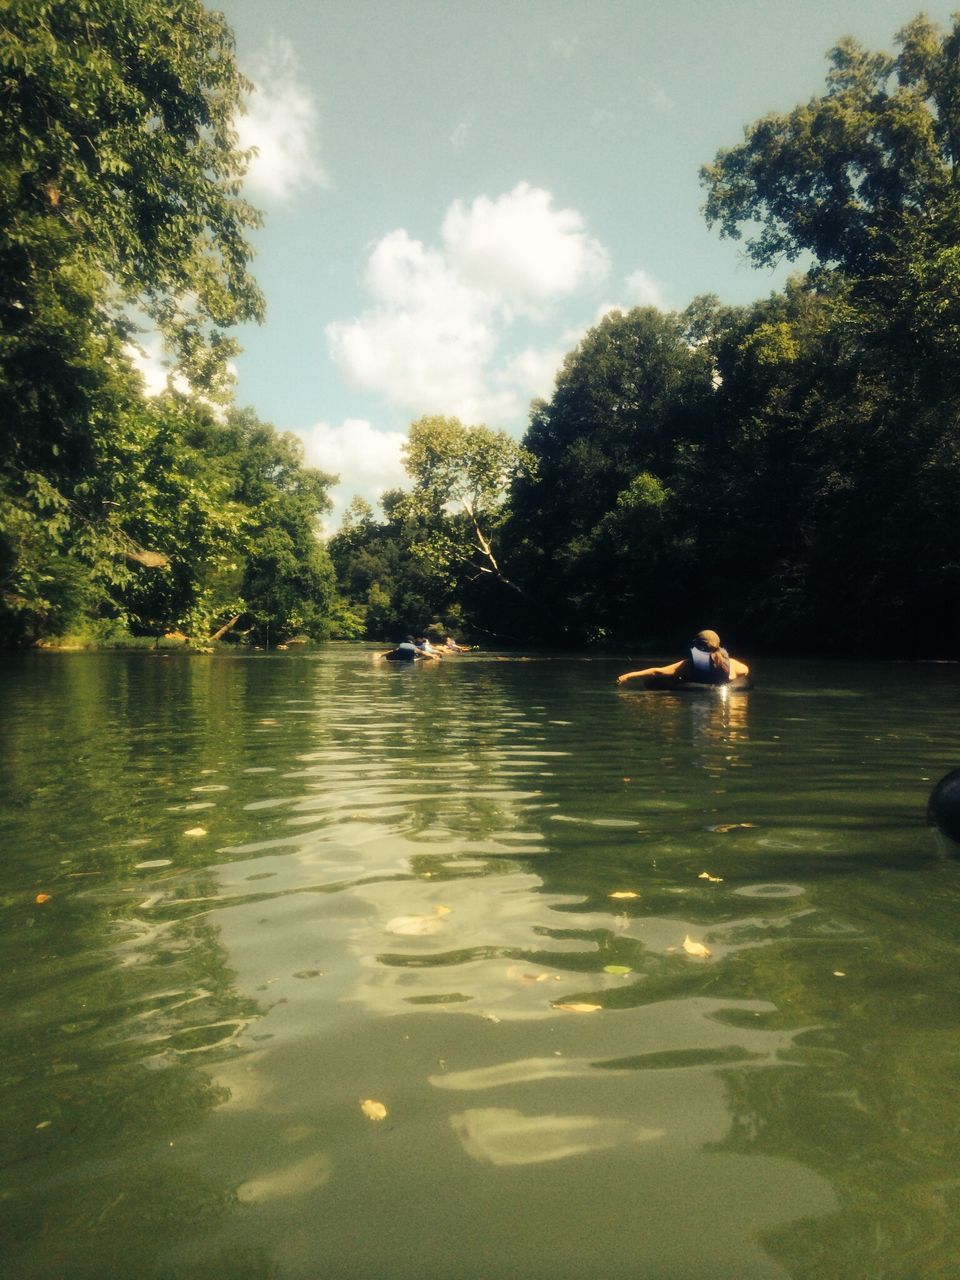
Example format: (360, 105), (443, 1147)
(616, 629), (749, 686)
(380, 635), (439, 662)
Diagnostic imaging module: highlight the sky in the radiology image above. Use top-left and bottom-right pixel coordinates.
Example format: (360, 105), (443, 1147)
(165, 0), (956, 526)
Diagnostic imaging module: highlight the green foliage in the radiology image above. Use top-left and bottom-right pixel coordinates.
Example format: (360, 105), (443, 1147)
(396, 415), (533, 595)
(0, 0), (345, 649)
(328, 490), (460, 640)
(0, 0), (264, 390)
(508, 307), (716, 641)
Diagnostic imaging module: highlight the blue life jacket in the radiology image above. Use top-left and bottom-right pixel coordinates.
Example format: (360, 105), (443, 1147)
(687, 645), (730, 684)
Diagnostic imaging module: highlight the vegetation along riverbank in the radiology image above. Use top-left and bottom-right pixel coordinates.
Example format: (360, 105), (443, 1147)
(3, 5), (959, 656)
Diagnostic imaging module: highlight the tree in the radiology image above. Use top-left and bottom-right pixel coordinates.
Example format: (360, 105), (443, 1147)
(509, 307), (715, 641)
(328, 492), (461, 640)
(700, 15), (960, 384)
(0, 0), (266, 644)
(700, 14), (960, 652)
(397, 415), (533, 597)
(1, 0), (263, 389)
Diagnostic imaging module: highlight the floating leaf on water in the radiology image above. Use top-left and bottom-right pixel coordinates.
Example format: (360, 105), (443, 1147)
(603, 965), (632, 975)
(698, 871), (724, 883)
(507, 966), (550, 984)
(481, 1012), (501, 1023)
(682, 935), (711, 958)
(360, 1099), (387, 1121)
(136, 859), (172, 870)
(553, 1002), (602, 1013)
(709, 822), (757, 833)
(35, 1119), (53, 1130)
(434, 904), (452, 916)
(183, 827), (207, 838)
(833, 971), (846, 977)
(609, 891), (639, 900)
(35, 893), (51, 904)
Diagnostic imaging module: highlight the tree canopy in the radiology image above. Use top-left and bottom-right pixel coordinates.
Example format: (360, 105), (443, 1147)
(0, 0), (343, 648)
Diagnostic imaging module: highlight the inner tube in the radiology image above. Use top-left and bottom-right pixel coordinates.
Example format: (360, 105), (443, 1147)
(928, 768), (960, 843)
(639, 674), (754, 692)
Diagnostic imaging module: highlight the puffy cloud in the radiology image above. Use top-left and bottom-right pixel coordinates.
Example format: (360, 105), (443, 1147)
(594, 267), (668, 322)
(326, 184), (609, 423)
(296, 418), (408, 528)
(236, 39), (326, 202)
(124, 335), (189, 398)
(495, 339), (575, 406)
(442, 183), (610, 313)
(327, 232), (501, 422)
(623, 268), (667, 309)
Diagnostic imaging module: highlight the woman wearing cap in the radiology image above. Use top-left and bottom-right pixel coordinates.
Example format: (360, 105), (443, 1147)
(616, 630), (749, 686)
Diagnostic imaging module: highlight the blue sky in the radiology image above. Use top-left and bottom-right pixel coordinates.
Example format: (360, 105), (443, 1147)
(177, 1), (955, 523)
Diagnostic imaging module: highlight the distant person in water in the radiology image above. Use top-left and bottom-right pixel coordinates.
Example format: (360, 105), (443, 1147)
(381, 635), (438, 662)
(616, 630), (749, 686)
(444, 635), (472, 652)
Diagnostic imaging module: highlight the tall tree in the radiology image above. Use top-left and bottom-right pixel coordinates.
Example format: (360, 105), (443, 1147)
(701, 14), (960, 650)
(397, 415), (533, 597)
(700, 14), (960, 384)
(1, 0), (263, 389)
(510, 307), (715, 641)
(0, 0), (265, 643)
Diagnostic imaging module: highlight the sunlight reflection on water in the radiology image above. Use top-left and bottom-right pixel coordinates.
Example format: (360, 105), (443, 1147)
(3, 649), (960, 1279)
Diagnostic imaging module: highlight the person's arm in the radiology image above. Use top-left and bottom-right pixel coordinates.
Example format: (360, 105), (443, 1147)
(616, 659), (684, 685)
(729, 656), (749, 677)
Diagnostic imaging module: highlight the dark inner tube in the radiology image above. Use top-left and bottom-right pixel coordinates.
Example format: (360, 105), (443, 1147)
(638, 674), (754, 692)
(928, 768), (960, 842)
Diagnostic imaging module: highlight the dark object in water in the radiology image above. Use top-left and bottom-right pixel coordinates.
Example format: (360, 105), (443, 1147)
(639, 674), (754, 693)
(928, 768), (960, 843)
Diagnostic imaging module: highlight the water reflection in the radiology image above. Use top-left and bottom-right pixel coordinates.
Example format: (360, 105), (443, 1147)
(3, 650), (960, 1278)
(450, 1108), (664, 1166)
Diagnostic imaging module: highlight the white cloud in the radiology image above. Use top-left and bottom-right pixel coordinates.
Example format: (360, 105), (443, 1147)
(237, 39), (326, 201)
(328, 231), (501, 422)
(594, 267), (668, 322)
(495, 340), (571, 406)
(125, 335), (189, 397)
(624, 268), (667, 308)
(326, 184), (609, 423)
(296, 418), (409, 528)
(442, 183), (610, 313)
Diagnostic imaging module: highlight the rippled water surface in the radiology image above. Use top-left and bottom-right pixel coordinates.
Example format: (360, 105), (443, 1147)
(3, 646), (960, 1279)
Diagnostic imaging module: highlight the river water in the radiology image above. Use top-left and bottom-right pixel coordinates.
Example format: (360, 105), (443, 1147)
(2, 646), (960, 1280)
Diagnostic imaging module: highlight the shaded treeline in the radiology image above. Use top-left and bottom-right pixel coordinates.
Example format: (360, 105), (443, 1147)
(332, 15), (960, 658)
(4, 7), (959, 656)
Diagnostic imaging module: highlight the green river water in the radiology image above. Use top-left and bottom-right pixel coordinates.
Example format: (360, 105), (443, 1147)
(2, 646), (960, 1280)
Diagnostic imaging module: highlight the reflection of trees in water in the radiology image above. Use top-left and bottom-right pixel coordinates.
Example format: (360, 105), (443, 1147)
(708, 890), (960, 1279)
(0, 655), (271, 1279)
(2, 897), (263, 1278)
(5, 653), (960, 1277)
(309, 661), (560, 845)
